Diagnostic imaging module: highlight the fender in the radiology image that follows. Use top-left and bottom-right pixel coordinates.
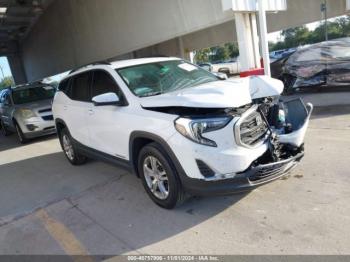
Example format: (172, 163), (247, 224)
(129, 131), (188, 182)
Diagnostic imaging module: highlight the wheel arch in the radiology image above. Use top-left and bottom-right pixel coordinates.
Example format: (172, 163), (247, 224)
(129, 131), (187, 181)
(55, 118), (67, 137)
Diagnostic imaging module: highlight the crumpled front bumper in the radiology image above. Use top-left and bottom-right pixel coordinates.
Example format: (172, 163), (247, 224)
(179, 99), (313, 196)
(181, 149), (304, 196)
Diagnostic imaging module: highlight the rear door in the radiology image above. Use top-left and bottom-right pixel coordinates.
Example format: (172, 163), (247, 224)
(64, 71), (92, 146)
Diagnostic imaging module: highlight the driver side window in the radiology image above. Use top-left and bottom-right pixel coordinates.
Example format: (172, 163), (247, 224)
(91, 70), (123, 99)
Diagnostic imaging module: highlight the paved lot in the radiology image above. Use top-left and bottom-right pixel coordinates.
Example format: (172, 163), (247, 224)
(0, 96), (349, 256)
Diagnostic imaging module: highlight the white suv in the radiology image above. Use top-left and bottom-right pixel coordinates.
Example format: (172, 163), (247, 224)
(53, 57), (312, 209)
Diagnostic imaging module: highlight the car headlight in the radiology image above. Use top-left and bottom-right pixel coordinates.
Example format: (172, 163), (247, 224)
(19, 109), (36, 119)
(175, 116), (232, 147)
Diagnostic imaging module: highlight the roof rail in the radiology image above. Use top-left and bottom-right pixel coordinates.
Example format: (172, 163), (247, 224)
(139, 54), (169, 58)
(69, 61), (111, 74)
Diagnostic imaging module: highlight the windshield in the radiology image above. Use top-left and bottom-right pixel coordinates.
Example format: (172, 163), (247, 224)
(12, 86), (56, 105)
(117, 60), (218, 97)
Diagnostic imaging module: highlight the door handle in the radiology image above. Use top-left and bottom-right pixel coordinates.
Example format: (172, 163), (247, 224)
(63, 106), (68, 111)
(88, 109), (94, 115)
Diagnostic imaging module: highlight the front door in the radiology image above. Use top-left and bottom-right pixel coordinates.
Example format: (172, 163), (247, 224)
(86, 70), (129, 160)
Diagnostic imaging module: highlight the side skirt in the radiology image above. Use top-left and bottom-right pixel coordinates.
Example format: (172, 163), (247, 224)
(72, 138), (133, 172)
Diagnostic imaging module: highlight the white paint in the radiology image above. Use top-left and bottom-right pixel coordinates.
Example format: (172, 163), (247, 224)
(258, 0), (272, 76)
(92, 93), (120, 104)
(53, 58), (310, 182)
(279, 103), (314, 148)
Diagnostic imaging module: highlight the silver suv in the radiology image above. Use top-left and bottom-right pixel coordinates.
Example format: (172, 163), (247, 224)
(0, 83), (56, 143)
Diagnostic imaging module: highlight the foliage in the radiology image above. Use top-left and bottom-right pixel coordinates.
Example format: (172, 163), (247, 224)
(270, 15), (350, 51)
(0, 76), (14, 90)
(194, 43), (239, 63)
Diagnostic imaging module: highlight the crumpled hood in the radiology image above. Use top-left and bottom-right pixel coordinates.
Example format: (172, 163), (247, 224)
(140, 75), (284, 108)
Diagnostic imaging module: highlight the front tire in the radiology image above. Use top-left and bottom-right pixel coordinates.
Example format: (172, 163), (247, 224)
(15, 122), (28, 144)
(138, 143), (186, 209)
(0, 119), (11, 136)
(59, 128), (87, 165)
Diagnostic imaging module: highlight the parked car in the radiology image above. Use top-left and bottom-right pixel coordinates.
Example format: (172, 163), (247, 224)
(271, 38), (350, 94)
(211, 58), (241, 76)
(198, 63), (228, 79)
(0, 83), (56, 143)
(270, 48), (296, 62)
(53, 57), (312, 209)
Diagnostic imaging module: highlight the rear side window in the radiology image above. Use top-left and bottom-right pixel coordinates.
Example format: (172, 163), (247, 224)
(91, 70), (123, 98)
(71, 72), (91, 102)
(58, 79), (70, 94)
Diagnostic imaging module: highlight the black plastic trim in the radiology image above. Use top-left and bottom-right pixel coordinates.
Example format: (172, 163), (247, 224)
(182, 151), (304, 196)
(129, 131), (188, 181)
(71, 137), (132, 171)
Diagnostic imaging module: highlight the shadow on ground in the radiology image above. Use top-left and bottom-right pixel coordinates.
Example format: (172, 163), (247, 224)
(311, 105), (350, 120)
(0, 148), (247, 254)
(0, 133), (58, 152)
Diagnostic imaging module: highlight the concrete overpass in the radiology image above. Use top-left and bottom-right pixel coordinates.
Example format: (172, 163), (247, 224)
(0, 0), (348, 83)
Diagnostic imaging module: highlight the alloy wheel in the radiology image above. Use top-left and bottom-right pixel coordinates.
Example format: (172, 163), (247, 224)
(62, 134), (75, 161)
(143, 156), (169, 200)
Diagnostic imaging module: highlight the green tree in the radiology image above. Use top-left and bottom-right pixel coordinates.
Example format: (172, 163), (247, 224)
(224, 42), (239, 58)
(210, 46), (229, 62)
(270, 15), (350, 52)
(194, 48), (211, 63)
(0, 76), (14, 90)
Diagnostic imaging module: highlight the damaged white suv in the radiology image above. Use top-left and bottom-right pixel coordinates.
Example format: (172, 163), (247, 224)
(53, 57), (313, 209)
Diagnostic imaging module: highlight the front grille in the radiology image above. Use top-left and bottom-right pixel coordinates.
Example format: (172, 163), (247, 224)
(249, 162), (286, 182)
(38, 108), (52, 113)
(42, 115), (54, 121)
(236, 108), (268, 147)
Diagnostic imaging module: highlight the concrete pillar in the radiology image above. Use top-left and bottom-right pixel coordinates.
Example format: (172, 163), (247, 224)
(258, 0), (271, 76)
(7, 53), (27, 85)
(234, 13), (261, 71)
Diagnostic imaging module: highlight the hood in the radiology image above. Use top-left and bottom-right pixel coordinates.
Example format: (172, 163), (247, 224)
(15, 99), (53, 110)
(140, 76), (283, 109)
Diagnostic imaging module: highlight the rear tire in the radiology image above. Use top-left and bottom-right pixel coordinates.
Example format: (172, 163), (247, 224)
(0, 119), (11, 136)
(59, 127), (87, 165)
(138, 142), (187, 209)
(14, 122), (28, 144)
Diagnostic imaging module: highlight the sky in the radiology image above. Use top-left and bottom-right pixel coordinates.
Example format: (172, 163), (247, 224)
(0, 57), (12, 80)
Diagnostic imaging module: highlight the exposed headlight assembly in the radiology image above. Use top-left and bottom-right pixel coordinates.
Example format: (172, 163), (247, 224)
(175, 116), (232, 147)
(19, 109), (36, 119)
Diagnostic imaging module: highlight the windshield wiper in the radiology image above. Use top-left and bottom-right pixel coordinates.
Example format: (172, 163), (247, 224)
(139, 92), (163, 97)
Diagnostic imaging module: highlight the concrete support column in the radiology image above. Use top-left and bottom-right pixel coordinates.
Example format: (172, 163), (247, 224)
(234, 13), (261, 71)
(258, 0), (271, 76)
(7, 53), (27, 85)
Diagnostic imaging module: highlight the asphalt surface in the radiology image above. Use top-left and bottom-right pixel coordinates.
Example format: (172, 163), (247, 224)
(0, 94), (349, 256)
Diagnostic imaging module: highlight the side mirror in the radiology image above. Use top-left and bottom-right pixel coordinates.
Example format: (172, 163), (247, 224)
(212, 72), (228, 80)
(92, 92), (120, 106)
